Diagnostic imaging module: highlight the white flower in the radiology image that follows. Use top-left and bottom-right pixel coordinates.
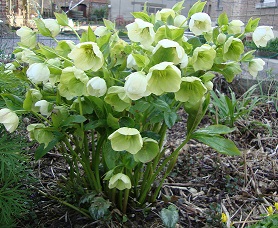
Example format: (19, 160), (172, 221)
(126, 18), (155, 47)
(42, 18), (60, 37)
(87, 77), (107, 97)
(26, 63), (50, 84)
(174, 15), (187, 28)
(152, 39), (188, 68)
(94, 26), (109, 36)
(20, 49), (37, 64)
(248, 58), (265, 77)
(124, 72), (150, 100)
(228, 20), (244, 34)
(16, 26), (37, 48)
(127, 54), (138, 70)
(35, 100), (52, 117)
(155, 8), (175, 22)
(0, 108), (19, 133)
(108, 173), (132, 190)
(252, 26), (274, 47)
(189, 12), (212, 36)
(68, 42), (104, 71)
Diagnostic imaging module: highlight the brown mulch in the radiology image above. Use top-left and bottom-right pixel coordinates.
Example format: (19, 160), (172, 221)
(18, 102), (278, 228)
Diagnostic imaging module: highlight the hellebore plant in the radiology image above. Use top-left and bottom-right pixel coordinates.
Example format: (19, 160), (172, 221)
(0, 0), (274, 218)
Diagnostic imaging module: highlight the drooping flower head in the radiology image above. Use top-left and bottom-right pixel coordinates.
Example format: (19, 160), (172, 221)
(155, 8), (175, 22)
(189, 12), (212, 36)
(87, 77), (107, 97)
(27, 123), (54, 147)
(146, 62), (181, 95)
(68, 42), (104, 71)
(252, 26), (274, 47)
(23, 89), (43, 112)
(94, 26), (110, 37)
(0, 108), (19, 133)
(227, 20), (244, 34)
(16, 26), (37, 48)
(126, 18), (155, 47)
(42, 18), (61, 37)
(248, 58), (265, 77)
(108, 173), (132, 190)
(34, 100), (52, 117)
(124, 72), (150, 100)
(152, 39), (188, 68)
(223, 36), (244, 61)
(104, 86), (131, 112)
(174, 15), (187, 28)
(26, 63), (50, 84)
(108, 127), (143, 154)
(58, 67), (89, 100)
(191, 44), (216, 71)
(175, 77), (207, 104)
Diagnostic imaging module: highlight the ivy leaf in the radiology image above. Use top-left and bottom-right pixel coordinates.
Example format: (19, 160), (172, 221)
(160, 205), (179, 228)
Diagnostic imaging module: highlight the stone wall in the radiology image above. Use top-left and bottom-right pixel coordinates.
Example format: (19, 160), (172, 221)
(0, 0), (6, 22)
(206, 0), (278, 30)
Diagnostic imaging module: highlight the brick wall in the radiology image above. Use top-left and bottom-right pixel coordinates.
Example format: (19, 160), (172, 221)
(0, 0), (6, 22)
(206, 0), (278, 31)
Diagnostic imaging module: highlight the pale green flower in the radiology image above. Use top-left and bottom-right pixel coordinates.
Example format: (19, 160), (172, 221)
(94, 26), (110, 36)
(68, 42), (104, 71)
(58, 67), (89, 100)
(104, 86), (131, 112)
(204, 81), (213, 91)
(110, 39), (128, 66)
(223, 36), (244, 61)
(16, 26), (37, 48)
(126, 18), (155, 47)
(108, 127), (143, 154)
(134, 138), (159, 163)
(87, 77), (107, 97)
(127, 54), (138, 70)
(155, 8), (175, 22)
(55, 40), (75, 57)
(227, 20), (244, 34)
(174, 15), (187, 28)
(26, 63), (50, 84)
(108, 173), (131, 190)
(124, 72), (150, 100)
(189, 12), (212, 36)
(0, 108), (19, 133)
(152, 39), (188, 68)
(248, 58), (265, 77)
(252, 26), (274, 47)
(217, 33), (226, 44)
(42, 18), (60, 37)
(146, 62), (181, 95)
(27, 123), (54, 147)
(23, 89), (43, 112)
(20, 49), (37, 64)
(191, 44), (216, 71)
(175, 77), (207, 103)
(34, 100), (52, 117)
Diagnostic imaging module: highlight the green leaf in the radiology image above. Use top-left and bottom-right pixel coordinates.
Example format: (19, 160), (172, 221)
(61, 115), (87, 127)
(194, 125), (236, 135)
(89, 197), (111, 220)
(103, 141), (120, 170)
(153, 99), (170, 112)
(218, 12), (229, 26)
(1, 94), (23, 110)
(160, 205), (179, 228)
(164, 111), (177, 128)
(191, 134), (241, 156)
(131, 12), (151, 22)
(54, 11), (69, 26)
(185, 93), (210, 137)
(106, 113), (119, 130)
(34, 18), (52, 37)
(172, 0), (185, 13)
(38, 43), (57, 58)
(187, 1), (206, 18)
(79, 192), (97, 205)
(119, 116), (135, 128)
(241, 50), (256, 62)
(80, 26), (96, 42)
(103, 19), (115, 30)
(167, 15), (174, 26)
(35, 138), (59, 160)
(88, 96), (106, 118)
(187, 37), (202, 50)
(132, 53), (150, 68)
(245, 17), (260, 33)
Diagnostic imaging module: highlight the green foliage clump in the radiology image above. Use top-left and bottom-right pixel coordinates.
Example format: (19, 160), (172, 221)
(248, 214), (278, 228)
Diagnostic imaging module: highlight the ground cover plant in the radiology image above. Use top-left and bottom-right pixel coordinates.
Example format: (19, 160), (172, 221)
(0, 0), (277, 226)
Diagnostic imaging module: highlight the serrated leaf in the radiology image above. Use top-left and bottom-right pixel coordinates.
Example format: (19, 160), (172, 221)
(131, 12), (151, 22)
(191, 134), (241, 156)
(188, 1), (206, 18)
(153, 99), (170, 112)
(54, 11), (69, 26)
(119, 116), (135, 128)
(1, 93), (23, 110)
(218, 12), (229, 26)
(172, 0), (185, 13)
(89, 197), (111, 220)
(38, 43), (58, 58)
(61, 115), (87, 127)
(245, 17), (260, 33)
(35, 138), (59, 160)
(132, 53), (149, 68)
(34, 18), (52, 37)
(241, 50), (256, 62)
(103, 141), (120, 170)
(160, 205), (179, 228)
(103, 19), (115, 30)
(80, 26), (96, 42)
(164, 111), (177, 128)
(194, 125), (236, 135)
(79, 192), (97, 205)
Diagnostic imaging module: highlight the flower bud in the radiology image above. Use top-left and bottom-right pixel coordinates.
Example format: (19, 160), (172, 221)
(0, 108), (19, 133)
(87, 77), (107, 97)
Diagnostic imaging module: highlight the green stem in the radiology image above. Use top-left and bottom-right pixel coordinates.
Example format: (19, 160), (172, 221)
(118, 190), (123, 211)
(37, 188), (91, 218)
(69, 25), (81, 40)
(122, 188), (130, 214)
(138, 137), (190, 204)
